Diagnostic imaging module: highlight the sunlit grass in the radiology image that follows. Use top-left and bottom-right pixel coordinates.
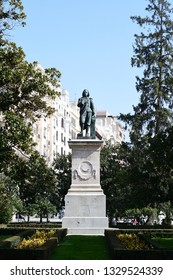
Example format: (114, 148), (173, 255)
(152, 238), (173, 249)
(49, 235), (111, 260)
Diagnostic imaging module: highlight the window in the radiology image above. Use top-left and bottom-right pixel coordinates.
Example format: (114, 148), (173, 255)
(61, 133), (64, 142)
(56, 131), (58, 140)
(43, 127), (46, 139)
(61, 118), (64, 128)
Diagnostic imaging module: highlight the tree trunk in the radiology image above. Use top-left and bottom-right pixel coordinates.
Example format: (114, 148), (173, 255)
(40, 214), (42, 223)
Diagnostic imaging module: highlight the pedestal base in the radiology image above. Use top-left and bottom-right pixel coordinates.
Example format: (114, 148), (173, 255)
(62, 139), (108, 235)
(62, 192), (108, 235)
(63, 218), (108, 235)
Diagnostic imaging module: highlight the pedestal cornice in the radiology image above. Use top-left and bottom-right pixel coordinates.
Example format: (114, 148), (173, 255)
(68, 139), (103, 148)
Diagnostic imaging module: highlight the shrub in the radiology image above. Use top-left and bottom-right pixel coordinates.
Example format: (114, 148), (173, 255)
(16, 230), (56, 249)
(0, 197), (13, 224)
(0, 230), (34, 248)
(117, 233), (149, 250)
(7, 222), (62, 228)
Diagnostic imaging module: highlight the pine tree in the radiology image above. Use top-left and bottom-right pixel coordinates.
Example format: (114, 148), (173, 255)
(117, 0), (173, 212)
(120, 0), (173, 144)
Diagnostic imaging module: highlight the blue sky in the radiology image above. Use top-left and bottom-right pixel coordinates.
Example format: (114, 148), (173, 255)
(11, 0), (147, 118)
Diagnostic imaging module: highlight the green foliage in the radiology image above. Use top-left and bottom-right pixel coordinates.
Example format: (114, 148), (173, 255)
(120, 0), (173, 141)
(22, 203), (37, 221)
(0, 41), (61, 116)
(35, 197), (57, 223)
(158, 201), (173, 225)
(117, 0), (173, 216)
(0, 1), (62, 224)
(124, 207), (158, 225)
(5, 151), (58, 222)
(0, 40), (61, 175)
(100, 142), (132, 219)
(53, 153), (71, 208)
(125, 207), (157, 218)
(0, 175), (19, 223)
(0, 195), (13, 223)
(0, 0), (26, 42)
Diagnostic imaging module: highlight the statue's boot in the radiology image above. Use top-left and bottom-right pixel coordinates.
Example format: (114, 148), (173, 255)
(86, 126), (90, 138)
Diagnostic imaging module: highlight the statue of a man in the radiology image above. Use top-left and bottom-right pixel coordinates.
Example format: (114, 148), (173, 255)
(77, 89), (96, 138)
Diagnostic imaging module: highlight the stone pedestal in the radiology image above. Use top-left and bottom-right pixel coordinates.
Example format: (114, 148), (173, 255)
(62, 139), (108, 235)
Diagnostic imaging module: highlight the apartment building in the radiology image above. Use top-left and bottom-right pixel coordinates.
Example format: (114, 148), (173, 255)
(32, 89), (80, 165)
(96, 111), (125, 144)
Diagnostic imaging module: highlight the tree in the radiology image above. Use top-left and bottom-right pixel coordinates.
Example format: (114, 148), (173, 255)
(0, 2), (61, 172)
(0, 42), (61, 115)
(100, 142), (133, 223)
(35, 197), (56, 223)
(120, 0), (173, 143)
(0, 1), (63, 223)
(0, 41), (61, 173)
(118, 0), (173, 211)
(0, 174), (22, 223)
(53, 153), (71, 209)
(6, 151), (59, 222)
(0, 0), (26, 43)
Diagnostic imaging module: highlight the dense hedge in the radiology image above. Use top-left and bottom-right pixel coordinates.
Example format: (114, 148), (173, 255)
(105, 229), (173, 260)
(0, 228), (67, 260)
(0, 229), (35, 248)
(0, 228), (22, 235)
(7, 222), (62, 228)
(114, 223), (173, 229)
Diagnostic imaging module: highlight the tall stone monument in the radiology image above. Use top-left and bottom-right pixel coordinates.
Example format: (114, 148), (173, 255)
(62, 89), (108, 235)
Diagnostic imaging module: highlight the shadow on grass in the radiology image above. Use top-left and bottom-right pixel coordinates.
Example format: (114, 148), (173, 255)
(49, 235), (111, 260)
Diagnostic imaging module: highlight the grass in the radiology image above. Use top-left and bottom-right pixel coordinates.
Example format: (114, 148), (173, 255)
(0, 235), (11, 241)
(49, 235), (111, 260)
(152, 238), (173, 249)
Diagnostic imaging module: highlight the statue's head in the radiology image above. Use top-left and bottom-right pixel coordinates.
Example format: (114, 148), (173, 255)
(82, 89), (89, 97)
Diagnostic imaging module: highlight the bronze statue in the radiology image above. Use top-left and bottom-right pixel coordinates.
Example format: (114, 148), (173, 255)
(77, 89), (96, 139)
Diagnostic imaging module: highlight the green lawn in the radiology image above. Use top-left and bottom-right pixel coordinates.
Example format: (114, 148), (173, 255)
(152, 238), (173, 249)
(0, 235), (11, 241)
(49, 235), (111, 260)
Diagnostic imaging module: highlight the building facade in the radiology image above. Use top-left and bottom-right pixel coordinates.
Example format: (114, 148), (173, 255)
(32, 88), (80, 165)
(96, 111), (125, 144)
